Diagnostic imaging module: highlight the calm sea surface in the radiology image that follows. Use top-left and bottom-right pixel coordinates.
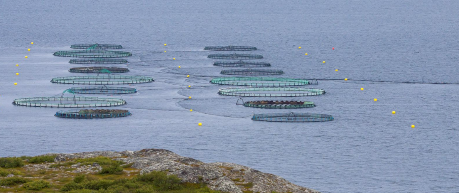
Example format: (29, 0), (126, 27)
(1, 1), (459, 192)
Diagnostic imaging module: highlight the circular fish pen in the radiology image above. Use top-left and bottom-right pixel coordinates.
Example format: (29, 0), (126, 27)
(214, 60), (271, 67)
(242, 100), (315, 109)
(68, 86), (137, 94)
(51, 75), (154, 85)
(12, 97), (126, 108)
(69, 67), (129, 73)
(208, 54), (263, 60)
(210, 77), (316, 87)
(55, 109), (131, 119)
(204, 46), (257, 51)
(70, 44), (123, 49)
(218, 88), (325, 97)
(252, 112), (334, 122)
(221, 69), (284, 76)
(69, 59), (128, 64)
(53, 50), (132, 58)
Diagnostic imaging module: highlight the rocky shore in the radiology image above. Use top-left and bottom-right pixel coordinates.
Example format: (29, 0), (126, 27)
(1, 149), (318, 193)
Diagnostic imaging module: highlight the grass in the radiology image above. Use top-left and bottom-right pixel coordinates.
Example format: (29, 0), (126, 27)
(0, 177), (29, 186)
(0, 157), (24, 168)
(28, 155), (57, 164)
(60, 171), (220, 193)
(0, 156), (222, 193)
(23, 180), (51, 191)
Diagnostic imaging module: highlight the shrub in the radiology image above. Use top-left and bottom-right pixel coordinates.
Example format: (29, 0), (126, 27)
(74, 174), (86, 183)
(83, 179), (114, 190)
(0, 177), (29, 186)
(28, 155), (57, 164)
(99, 163), (124, 175)
(61, 182), (84, 192)
(0, 157), (24, 168)
(136, 171), (183, 191)
(23, 180), (51, 190)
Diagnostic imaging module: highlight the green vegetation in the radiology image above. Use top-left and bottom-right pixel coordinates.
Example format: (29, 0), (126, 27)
(0, 177), (29, 186)
(23, 180), (51, 190)
(28, 155), (57, 164)
(61, 171), (219, 192)
(0, 156), (221, 193)
(0, 157), (24, 168)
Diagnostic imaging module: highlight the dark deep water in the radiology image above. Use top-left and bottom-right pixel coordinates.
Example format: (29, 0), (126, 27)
(1, 1), (459, 192)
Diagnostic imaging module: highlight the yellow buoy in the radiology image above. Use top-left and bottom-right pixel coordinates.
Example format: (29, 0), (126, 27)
(361, 88), (364, 91)
(344, 78), (348, 81)
(164, 51), (166, 53)
(392, 111), (396, 114)
(298, 46), (301, 49)
(25, 56), (28, 58)
(323, 61), (326, 64)
(411, 125), (415, 128)
(188, 96), (192, 99)
(164, 44), (167, 46)
(186, 75), (190, 78)
(198, 123), (202, 126)
(305, 53), (308, 55)
(173, 58), (175, 60)
(335, 69), (338, 72)
(16, 73), (19, 76)
(374, 98), (377, 102)
(178, 66), (181, 68)
(16, 64), (19, 67)
(14, 83), (17, 85)
(28, 48), (30, 51)
(190, 109), (193, 112)
(31, 42), (33, 44)
(188, 85), (191, 88)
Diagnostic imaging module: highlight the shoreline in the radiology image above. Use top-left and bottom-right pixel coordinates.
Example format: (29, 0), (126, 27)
(1, 148), (319, 193)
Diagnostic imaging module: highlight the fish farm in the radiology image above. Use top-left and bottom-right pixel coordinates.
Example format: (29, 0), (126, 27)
(213, 60), (271, 67)
(221, 69), (284, 76)
(208, 53), (263, 60)
(55, 109), (131, 119)
(50, 75), (154, 85)
(67, 86), (137, 94)
(70, 44), (123, 49)
(69, 67), (130, 73)
(69, 59), (129, 64)
(12, 97), (126, 108)
(252, 112), (334, 122)
(210, 77), (316, 87)
(242, 100), (315, 109)
(53, 50), (132, 58)
(218, 87), (326, 97)
(204, 46), (257, 51)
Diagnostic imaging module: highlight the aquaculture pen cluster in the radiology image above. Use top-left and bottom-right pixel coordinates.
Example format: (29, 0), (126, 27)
(11, 43), (156, 119)
(206, 45), (333, 122)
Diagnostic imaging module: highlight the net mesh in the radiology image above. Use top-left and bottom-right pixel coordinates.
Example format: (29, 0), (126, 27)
(13, 97), (126, 108)
(208, 53), (263, 59)
(50, 75), (154, 85)
(70, 44), (123, 49)
(204, 46), (257, 51)
(54, 50), (132, 58)
(69, 67), (129, 73)
(221, 69), (283, 76)
(242, 100), (315, 109)
(68, 86), (136, 94)
(252, 112), (334, 122)
(55, 109), (131, 119)
(218, 87), (325, 97)
(69, 59), (128, 64)
(210, 77), (317, 87)
(213, 60), (271, 67)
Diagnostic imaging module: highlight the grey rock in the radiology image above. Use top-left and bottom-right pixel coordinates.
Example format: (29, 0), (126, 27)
(6, 174), (14, 178)
(50, 149), (319, 193)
